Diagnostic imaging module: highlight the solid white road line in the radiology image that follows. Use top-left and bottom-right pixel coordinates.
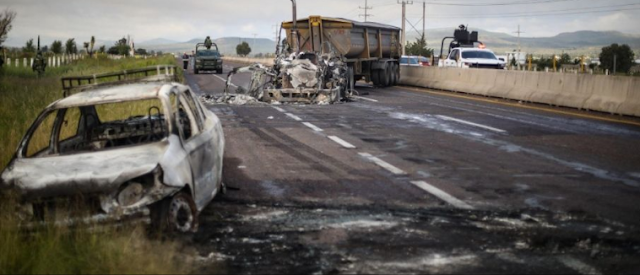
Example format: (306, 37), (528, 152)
(353, 96), (379, 102)
(285, 113), (302, 121)
(359, 153), (407, 175)
(273, 107), (286, 113)
(436, 115), (507, 133)
(558, 256), (602, 275)
(213, 74), (238, 88)
(410, 181), (475, 210)
(302, 122), (324, 132)
(328, 136), (356, 149)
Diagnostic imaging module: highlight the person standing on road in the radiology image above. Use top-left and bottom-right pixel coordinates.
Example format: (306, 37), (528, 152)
(182, 52), (189, 70)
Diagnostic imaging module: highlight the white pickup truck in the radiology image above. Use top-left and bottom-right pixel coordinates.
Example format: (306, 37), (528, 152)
(439, 47), (506, 69)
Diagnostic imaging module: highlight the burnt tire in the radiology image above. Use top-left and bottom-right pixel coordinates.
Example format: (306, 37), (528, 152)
(150, 192), (199, 234)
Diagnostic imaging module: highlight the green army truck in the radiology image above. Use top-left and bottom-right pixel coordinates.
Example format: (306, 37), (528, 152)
(194, 37), (223, 74)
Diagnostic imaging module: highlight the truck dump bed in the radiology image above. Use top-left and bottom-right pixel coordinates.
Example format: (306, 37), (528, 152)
(282, 16), (402, 61)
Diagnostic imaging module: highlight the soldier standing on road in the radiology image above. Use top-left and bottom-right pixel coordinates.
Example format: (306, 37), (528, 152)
(182, 52), (189, 70)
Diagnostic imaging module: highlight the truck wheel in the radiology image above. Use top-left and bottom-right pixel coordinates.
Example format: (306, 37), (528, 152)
(389, 63), (397, 86)
(371, 69), (380, 86)
(380, 65), (391, 87)
(150, 191), (199, 234)
(394, 63), (401, 85)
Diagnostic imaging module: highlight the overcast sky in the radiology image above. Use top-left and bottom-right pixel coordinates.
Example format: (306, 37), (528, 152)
(3, 0), (640, 46)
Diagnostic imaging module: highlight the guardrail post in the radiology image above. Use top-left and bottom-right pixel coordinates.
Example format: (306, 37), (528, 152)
(605, 69), (609, 76)
(156, 65), (160, 76)
(30, 58), (34, 67)
(6, 58), (10, 66)
(23, 58), (27, 67)
(545, 67), (549, 72)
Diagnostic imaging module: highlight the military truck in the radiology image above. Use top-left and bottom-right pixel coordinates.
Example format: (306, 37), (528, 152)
(194, 37), (223, 74)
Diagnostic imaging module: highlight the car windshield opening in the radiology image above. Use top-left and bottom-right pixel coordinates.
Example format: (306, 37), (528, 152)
(409, 58), (419, 65)
(197, 50), (220, 57)
(462, 51), (497, 60)
(54, 98), (168, 156)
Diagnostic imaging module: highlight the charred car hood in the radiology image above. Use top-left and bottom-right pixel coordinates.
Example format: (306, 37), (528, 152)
(1, 142), (169, 200)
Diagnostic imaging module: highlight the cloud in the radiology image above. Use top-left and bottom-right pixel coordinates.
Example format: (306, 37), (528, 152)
(2, 0), (638, 47)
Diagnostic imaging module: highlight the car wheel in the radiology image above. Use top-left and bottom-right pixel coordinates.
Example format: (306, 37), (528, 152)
(150, 191), (199, 234)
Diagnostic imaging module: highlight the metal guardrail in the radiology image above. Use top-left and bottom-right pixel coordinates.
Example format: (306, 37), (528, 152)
(61, 65), (177, 97)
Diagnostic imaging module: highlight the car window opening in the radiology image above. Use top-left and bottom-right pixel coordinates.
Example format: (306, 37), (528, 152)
(25, 98), (169, 158)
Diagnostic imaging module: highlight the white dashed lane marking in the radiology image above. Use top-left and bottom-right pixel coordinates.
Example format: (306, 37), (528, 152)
(436, 115), (507, 133)
(285, 113), (302, 121)
(359, 153), (407, 175)
(328, 136), (356, 149)
(410, 181), (475, 210)
(273, 107), (286, 113)
(302, 122), (324, 132)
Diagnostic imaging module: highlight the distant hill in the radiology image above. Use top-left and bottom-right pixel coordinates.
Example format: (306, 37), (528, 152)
(409, 29), (640, 57)
(140, 37), (276, 55)
(138, 38), (178, 46)
(135, 29), (640, 58)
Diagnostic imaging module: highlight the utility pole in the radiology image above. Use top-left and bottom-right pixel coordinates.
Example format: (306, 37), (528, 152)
(513, 25), (524, 54)
(398, 0), (414, 55)
(613, 54), (617, 75)
(359, 0), (373, 22)
(422, 1), (426, 39)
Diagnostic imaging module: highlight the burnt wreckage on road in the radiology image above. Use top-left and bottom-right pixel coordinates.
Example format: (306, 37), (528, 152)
(217, 1), (402, 105)
(1, 66), (225, 233)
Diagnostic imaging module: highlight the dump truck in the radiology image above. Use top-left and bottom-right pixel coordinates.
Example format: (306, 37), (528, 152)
(217, 1), (401, 105)
(282, 16), (402, 88)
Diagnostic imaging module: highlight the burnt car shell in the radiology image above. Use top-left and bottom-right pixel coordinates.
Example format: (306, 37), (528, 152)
(0, 82), (225, 231)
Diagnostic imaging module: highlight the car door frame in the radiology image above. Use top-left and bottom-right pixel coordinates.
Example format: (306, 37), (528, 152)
(173, 88), (218, 211)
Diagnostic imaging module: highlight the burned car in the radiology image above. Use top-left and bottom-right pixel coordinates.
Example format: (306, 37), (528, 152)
(0, 80), (225, 233)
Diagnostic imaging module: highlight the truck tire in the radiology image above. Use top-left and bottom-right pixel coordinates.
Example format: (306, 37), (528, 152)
(389, 63), (397, 86)
(394, 63), (401, 85)
(371, 69), (380, 86)
(380, 64), (391, 87)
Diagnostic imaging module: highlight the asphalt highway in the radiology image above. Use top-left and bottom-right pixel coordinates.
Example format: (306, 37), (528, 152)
(184, 61), (640, 274)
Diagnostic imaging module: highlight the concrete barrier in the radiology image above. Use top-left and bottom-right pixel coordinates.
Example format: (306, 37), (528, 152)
(400, 66), (640, 117)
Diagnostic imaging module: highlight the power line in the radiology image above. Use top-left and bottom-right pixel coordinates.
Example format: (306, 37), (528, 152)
(421, 0), (581, 6)
(423, 6), (640, 19)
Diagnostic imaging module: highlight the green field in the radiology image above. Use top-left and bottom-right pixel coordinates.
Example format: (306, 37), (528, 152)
(0, 54), (188, 274)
